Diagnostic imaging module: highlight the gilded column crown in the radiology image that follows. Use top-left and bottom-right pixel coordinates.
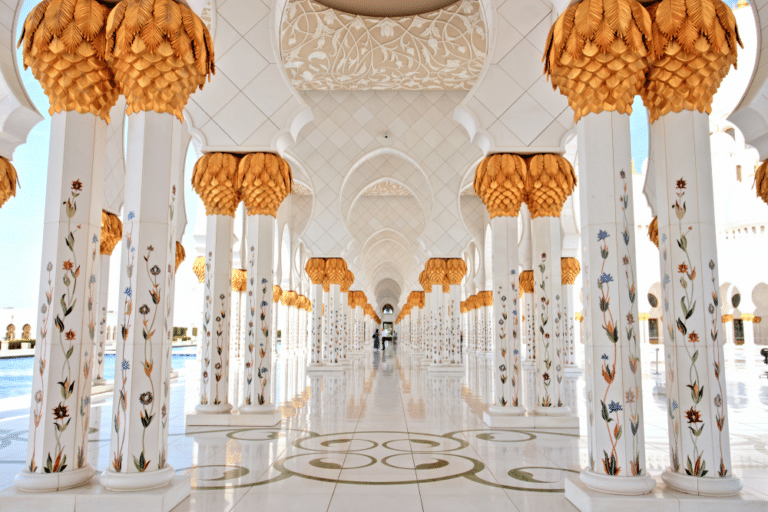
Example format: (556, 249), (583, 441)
(238, 153), (293, 217)
(325, 258), (347, 285)
(347, 292), (355, 307)
(520, 270), (534, 293)
(460, 301), (467, 314)
(341, 270), (354, 292)
(20, 0), (119, 121)
(425, 258), (446, 287)
(474, 154), (527, 217)
(192, 153), (241, 217)
(100, 210), (123, 255)
(305, 257), (327, 284)
(756, 161), (768, 205)
(105, 0), (214, 121)
(543, 0), (652, 122)
(648, 216), (659, 247)
(561, 257), (581, 285)
(446, 258), (468, 285)
(478, 291), (493, 307)
(0, 158), (17, 209)
(273, 285), (282, 303)
(525, 154), (577, 218)
(281, 290), (298, 306)
(419, 270), (430, 291)
(175, 241), (185, 271)
(192, 256), (205, 283)
(641, 0), (741, 122)
(231, 269), (247, 292)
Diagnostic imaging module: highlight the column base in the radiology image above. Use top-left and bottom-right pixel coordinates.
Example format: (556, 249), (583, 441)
(661, 468), (743, 497)
(306, 363), (345, 373)
(532, 405), (571, 416)
(482, 410), (577, 428)
(14, 464), (96, 492)
(427, 364), (464, 374)
(100, 464), (175, 491)
(92, 378), (107, 386)
(4, 475), (189, 512)
(580, 469), (656, 495)
(186, 408), (282, 427)
(566, 473), (762, 512)
(194, 403), (233, 414)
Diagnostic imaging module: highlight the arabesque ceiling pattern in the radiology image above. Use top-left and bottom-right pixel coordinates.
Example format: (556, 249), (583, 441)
(281, 0), (486, 90)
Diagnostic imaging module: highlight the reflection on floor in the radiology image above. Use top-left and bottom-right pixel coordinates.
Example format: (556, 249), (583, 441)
(1, 344), (768, 511)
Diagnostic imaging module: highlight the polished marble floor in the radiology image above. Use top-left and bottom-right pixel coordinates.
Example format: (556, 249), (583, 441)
(1, 344), (767, 511)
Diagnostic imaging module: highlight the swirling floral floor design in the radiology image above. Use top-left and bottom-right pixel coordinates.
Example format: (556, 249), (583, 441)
(182, 427), (578, 492)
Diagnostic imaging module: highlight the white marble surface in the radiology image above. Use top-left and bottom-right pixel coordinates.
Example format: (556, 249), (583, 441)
(0, 343), (767, 511)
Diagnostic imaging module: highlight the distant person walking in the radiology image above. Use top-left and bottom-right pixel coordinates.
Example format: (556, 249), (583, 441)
(372, 328), (380, 350)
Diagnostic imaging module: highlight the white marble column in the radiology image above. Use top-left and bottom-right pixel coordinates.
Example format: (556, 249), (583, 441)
(94, 252), (111, 386)
(577, 110), (654, 492)
(241, 213), (280, 421)
(196, 215), (234, 414)
(308, 282), (323, 366)
(650, 110), (741, 495)
(16, 112), (105, 491)
(488, 216), (524, 418)
(531, 216), (569, 416)
(103, 110), (182, 490)
(430, 282), (444, 365)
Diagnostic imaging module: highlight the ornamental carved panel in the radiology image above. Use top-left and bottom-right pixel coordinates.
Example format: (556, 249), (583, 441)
(280, 0), (486, 90)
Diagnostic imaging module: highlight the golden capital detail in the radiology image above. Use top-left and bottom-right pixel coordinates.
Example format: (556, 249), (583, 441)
(175, 241), (185, 271)
(722, 314), (733, 322)
(520, 270), (534, 294)
(273, 285), (283, 303)
(641, 0), (741, 122)
(325, 258), (347, 285)
(192, 256), (205, 283)
(100, 210), (123, 255)
(639, 312), (651, 321)
(232, 269), (247, 292)
(649, 217), (659, 248)
(419, 270), (430, 291)
(341, 270), (354, 293)
(20, 0), (119, 121)
(305, 258), (327, 285)
(474, 154), (527, 218)
(446, 258), (468, 285)
(105, 0), (215, 121)
(756, 161), (768, 206)
(561, 257), (581, 285)
(425, 258), (447, 287)
(192, 153), (241, 217)
(238, 153), (292, 217)
(0, 157), (17, 210)
(544, 0), (652, 122)
(525, 154), (576, 218)
(742, 313), (755, 322)
(477, 291), (493, 307)
(281, 290), (298, 307)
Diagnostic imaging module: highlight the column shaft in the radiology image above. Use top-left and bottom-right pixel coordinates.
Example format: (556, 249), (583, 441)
(531, 217), (568, 414)
(104, 111), (181, 490)
(577, 110), (653, 491)
(197, 215), (234, 413)
(242, 214), (276, 411)
(651, 110), (740, 494)
(17, 112), (106, 490)
(95, 253), (111, 384)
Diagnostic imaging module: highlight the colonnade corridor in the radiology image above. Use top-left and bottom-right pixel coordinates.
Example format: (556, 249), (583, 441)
(175, 345), (582, 512)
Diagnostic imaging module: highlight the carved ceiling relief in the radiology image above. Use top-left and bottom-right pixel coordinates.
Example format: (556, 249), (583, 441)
(361, 180), (412, 196)
(280, 0), (486, 90)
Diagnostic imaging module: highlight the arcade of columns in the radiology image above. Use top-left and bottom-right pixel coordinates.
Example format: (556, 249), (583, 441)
(1, 0), (754, 506)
